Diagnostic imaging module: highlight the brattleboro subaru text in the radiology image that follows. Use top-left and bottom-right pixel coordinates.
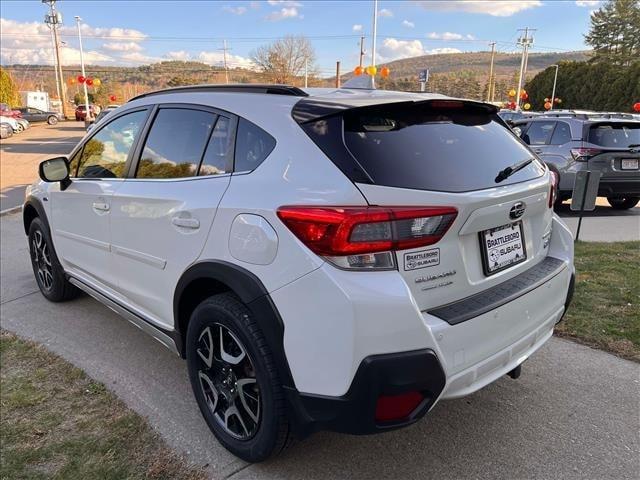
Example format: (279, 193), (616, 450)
(24, 84), (575, 462)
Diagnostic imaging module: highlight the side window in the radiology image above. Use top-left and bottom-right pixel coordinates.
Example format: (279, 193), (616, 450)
(77, 110), (147, 178)
(234, 118), (276, 172)
(512, 122), (528, 138)
(522, 121), (556, 146)
(199, 116), (234, 176)
(550, 121), (571, 145)
(136, 108), (216, 179)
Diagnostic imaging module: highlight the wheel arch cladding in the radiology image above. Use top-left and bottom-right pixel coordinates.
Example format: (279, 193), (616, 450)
(23, 198), (46, 235)
(173, 260), (296, 386)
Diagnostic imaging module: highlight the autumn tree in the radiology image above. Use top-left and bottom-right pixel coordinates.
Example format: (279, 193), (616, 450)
(585, 0), (640, 65)
(0, 67), (21, 107)
(251, 35), (316, 84)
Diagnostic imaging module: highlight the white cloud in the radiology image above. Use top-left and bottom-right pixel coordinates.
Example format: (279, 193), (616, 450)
(428, 31), (462, 40)
(402, 20), (415, 28)
(377, 37), (462, 62)
(352, 24), (363, 32)
(102, 42), (144, 53)
(66, 24), (147, 42)
(267, 1), (302, 6)
(575, 0), (599, 6)
(265, 6), (300, 20)
(223, 5), (248, 15)
(378, 8), (394, 17)
(165, 50), (254, 69)
(416, 1), (542, 17)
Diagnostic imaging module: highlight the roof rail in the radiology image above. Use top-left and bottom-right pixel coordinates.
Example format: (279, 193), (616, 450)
(128, 84), (309, 102)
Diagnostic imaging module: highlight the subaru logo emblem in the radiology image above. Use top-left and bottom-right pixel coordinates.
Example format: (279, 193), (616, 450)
(509, 202), (526, 220)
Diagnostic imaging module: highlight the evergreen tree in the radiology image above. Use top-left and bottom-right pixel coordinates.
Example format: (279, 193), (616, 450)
(585, 0), (640, 65)
(0, 67), (21, 107)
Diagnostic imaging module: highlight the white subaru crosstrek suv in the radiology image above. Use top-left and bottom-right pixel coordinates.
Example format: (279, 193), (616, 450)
(24, 84), (575, 462)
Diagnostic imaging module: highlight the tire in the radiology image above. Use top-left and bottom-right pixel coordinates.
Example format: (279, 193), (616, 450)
(607, 196), (639, 210)
(186, 293), (292, 462)
(16, 123), (23, 132)
(47, 116), (58, 125)
(28, 217), (80, 302)
(75, 116), (81, 121)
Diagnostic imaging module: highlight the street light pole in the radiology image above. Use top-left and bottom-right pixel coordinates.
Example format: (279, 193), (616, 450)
(550, 64), (559, 111)
(75, 16), (91, 123)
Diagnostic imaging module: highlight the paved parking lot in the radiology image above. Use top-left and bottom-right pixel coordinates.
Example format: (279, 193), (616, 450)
(1, 211), (639, 479)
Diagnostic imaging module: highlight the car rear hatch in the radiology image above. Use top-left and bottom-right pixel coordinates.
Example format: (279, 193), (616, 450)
(297, 97), (556, 313)
(577, 122), (640, 181)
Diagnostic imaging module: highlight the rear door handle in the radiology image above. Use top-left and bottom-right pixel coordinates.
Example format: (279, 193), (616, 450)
(92, 201), (110, 212)
(171, 217), (200, 229)
(533, 148), (543, 154)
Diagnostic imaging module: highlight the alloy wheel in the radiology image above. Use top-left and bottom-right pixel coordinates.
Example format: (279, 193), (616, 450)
(31, 230), (53, 291)
(195, 323), (261, 440)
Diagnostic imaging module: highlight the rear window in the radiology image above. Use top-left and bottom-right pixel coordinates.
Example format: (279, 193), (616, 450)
(334, 103), (544, 192)
(588, 123), (640, 148)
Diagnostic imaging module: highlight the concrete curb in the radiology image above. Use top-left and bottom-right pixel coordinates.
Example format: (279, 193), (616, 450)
(0, 206), (21, 217)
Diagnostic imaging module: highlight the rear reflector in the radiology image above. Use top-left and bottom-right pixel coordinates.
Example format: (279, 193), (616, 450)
(548, 170), (559, 208)
(276, 206), (457, 256)
(375, 391), (424, 423)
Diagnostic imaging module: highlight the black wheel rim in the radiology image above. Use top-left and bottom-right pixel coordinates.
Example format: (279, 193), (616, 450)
(195, 323), (261, 440)
(31, 229), (54, 292)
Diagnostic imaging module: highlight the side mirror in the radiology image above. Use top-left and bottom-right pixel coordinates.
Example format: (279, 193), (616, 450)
(39, 157), (71, 190)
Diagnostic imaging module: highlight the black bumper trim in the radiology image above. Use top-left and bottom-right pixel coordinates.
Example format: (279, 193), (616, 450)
(286, 349), (446, 437)
(428, 256), (567, 326)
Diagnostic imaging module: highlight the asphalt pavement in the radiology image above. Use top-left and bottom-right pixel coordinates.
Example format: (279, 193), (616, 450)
(1, 212), (639, 479)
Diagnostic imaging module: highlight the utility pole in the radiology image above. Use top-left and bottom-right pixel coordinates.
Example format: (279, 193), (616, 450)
(304, 59), (308, 88)
(75, 16), (91, 124)
(48, 26), (61, 100)
(359, 35), (366, 68)
(336, 61), (341, 88)
(371, 0), (378, 68)
(487, 42), (496, 102)
(515, 27), (535, 111)
(220, 40), (230, 84)
(43, 0), (68, 118)
(550, 64), (559, 111)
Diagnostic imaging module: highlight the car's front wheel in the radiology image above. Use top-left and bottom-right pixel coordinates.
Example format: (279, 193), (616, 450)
(607, 196), (639, 210)
(28, 217), (79, 302)
(47, 116), (58, 125)
(186, 293), (291, 462)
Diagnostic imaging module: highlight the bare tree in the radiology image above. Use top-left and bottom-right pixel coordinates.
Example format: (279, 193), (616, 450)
(251, 35), (316, 84)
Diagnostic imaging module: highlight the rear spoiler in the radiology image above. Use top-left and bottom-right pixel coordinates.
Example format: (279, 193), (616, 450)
(292, 97), (498, 124)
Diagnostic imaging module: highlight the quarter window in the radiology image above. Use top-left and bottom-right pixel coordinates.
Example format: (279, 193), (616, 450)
(234, 118), (276, 172)
(199, 115), (234, 176)
(136, 108), (217, 179)
(522, 121), (556, 145)
(550, 122), (571, 145)
(77, 110), (147, 178)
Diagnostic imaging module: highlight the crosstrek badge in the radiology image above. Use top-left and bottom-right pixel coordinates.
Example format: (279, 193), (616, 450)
(404, 248), (440, 271)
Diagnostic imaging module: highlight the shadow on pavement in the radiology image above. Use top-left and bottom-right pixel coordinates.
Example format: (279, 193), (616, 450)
(0, 185), (27, 212)
(555, 201), (639, 217)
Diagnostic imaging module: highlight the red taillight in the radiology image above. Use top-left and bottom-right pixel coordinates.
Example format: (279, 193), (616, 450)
(570, 147), (601, 162)
(548, 170), (559, 208)
(276, 206), (457, 256)
(375, 391), (424, 423)
(428, 100), (464, 109)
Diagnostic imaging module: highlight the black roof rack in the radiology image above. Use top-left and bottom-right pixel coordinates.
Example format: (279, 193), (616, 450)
(128, 84), (309, 102)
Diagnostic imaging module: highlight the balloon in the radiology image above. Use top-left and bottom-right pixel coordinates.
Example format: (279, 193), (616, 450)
(544, 102), (552, 110)
(365, 65), (377, 76)
(634, 102), (640, 112)
(544, 97), (550, 103)
(93, 78), (101, 87)
(68, 77), (76, 85)
(524, 103), (531, 110)
(354, 66), (364, 76)
(86, 78), (94, 86)
(520, 91), (528, 100)
(109, 95), (117, 102)
(380, 66), (390, 78)
(556, 98), (562, 104)
(508, 89), (516, 97)
(77, 75), (85, 84)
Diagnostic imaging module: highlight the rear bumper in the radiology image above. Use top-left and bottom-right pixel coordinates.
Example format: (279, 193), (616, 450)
(597, 178), (640, 197)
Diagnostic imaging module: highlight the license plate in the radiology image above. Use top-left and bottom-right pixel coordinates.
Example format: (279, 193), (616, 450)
(480, 222), (526, 276)
(621, 159), (639, 170)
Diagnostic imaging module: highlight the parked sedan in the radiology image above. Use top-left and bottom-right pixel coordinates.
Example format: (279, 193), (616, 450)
(0, 115), (22, 133)
(74, 104), (97, 121)
(17, 107), (61, 125)
(0, 122), (13, 139)
(16, 118), (30, 131)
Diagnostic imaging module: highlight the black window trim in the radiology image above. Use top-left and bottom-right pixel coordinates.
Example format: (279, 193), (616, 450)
(68, 106), (152, 180)
(127, 102), (238, 182)
(549, 120), (571, 146)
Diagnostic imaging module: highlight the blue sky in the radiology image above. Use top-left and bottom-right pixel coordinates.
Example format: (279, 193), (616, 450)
(1, 0), (599, 76)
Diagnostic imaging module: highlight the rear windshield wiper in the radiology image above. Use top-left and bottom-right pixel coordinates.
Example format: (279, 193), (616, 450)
(628, 144), (640, 149)
(495, 158), (534, 183)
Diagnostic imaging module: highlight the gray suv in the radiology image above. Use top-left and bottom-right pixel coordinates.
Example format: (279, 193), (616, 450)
(512, 116), (640, 209)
